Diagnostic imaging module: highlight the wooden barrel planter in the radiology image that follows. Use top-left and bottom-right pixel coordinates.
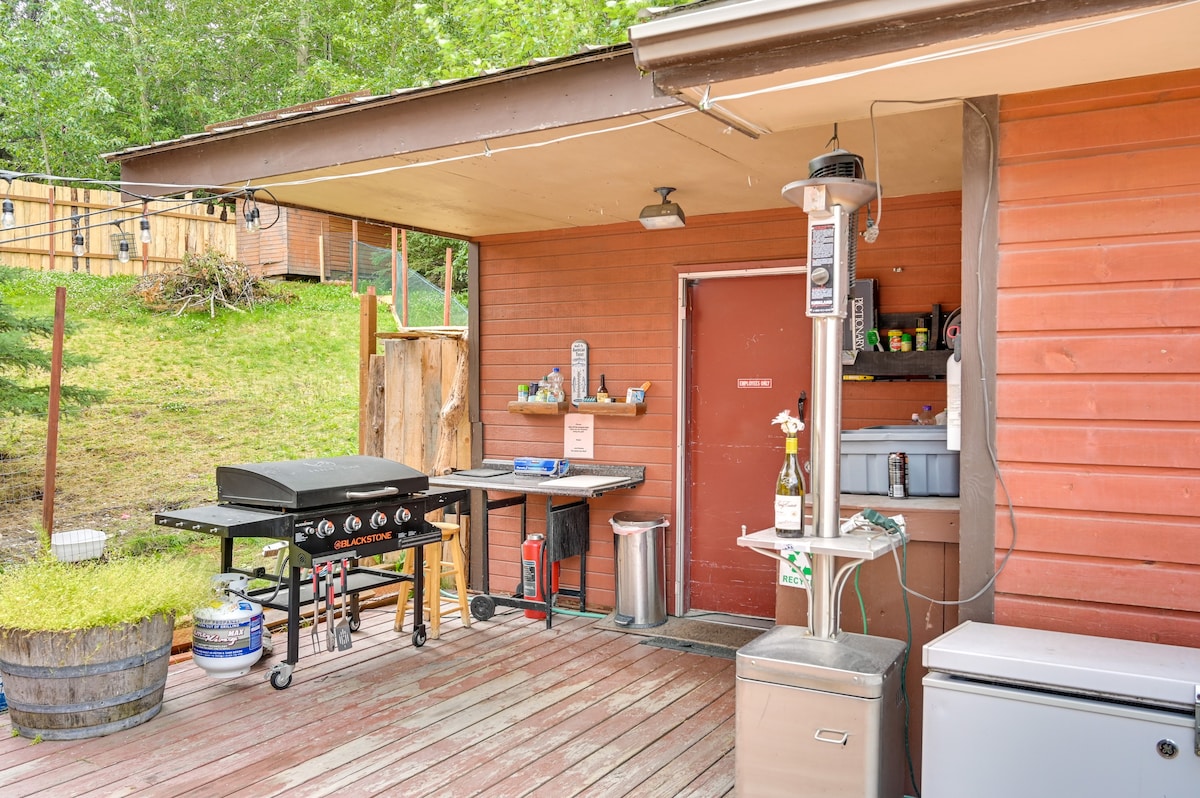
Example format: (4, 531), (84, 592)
(0, 612), (175, 740)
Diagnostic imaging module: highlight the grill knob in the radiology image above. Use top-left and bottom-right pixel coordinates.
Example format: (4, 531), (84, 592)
(315, 519), (335, 538)
(394, 507), (412, 524)
(344, 515), (362, 533)
(370, 510), (388, 529)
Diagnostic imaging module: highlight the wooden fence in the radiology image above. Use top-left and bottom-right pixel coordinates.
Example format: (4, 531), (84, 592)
(0, 179), (237, 276)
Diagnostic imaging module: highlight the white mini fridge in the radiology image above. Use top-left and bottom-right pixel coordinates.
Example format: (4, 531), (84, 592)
(923, 621), (1200, 798)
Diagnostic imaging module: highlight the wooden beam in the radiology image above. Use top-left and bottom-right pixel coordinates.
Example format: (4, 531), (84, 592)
(358, 288), (377, 454)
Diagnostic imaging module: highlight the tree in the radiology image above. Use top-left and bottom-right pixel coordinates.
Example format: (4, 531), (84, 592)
(0, 270), (104, 415)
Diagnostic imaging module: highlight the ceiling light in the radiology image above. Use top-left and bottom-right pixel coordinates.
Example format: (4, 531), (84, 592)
(639, 187), (686, 230)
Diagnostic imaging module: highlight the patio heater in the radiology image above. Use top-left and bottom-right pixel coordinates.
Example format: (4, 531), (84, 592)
(733, 150), (909, 797)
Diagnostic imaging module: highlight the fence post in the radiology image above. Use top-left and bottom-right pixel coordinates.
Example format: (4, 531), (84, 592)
(444, 248), (453, 325)
(401, 229), (409, 327)
(42, 287), (67, 539)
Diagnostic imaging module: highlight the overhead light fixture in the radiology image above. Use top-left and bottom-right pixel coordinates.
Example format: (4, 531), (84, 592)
(639, 186), (686, 230)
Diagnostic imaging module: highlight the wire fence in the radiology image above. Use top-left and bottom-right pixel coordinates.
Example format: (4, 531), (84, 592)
(0, 414), (50, 561)
(325, 241), (468, 326)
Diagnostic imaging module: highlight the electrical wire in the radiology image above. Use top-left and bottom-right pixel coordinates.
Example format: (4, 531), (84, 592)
(0, 182), (279, 250)
(865, 95), (1019, 609)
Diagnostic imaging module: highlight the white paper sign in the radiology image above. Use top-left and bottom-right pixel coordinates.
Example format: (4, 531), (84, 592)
(778, 548), (812, 589)
(564, 413), (594, 459)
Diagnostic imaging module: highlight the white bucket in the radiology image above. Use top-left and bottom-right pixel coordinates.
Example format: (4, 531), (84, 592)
(50, 529), (107, 562)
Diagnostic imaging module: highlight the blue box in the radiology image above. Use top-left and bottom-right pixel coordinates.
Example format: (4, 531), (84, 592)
(513, 457), (570, 477)
(839, 425), (959, 497)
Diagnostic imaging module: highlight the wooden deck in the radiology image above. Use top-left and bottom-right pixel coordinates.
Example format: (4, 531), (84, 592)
(0, 607), (736, 797)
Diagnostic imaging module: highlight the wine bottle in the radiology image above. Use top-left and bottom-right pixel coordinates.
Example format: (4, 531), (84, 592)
(596, 373), (609, 403)
(774, 435), (805, 537)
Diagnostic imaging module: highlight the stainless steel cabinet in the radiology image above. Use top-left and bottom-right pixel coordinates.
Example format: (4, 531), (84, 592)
(736, 626), (907, 797)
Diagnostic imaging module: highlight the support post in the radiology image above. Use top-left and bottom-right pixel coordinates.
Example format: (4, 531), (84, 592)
(358, 288), (377, 454)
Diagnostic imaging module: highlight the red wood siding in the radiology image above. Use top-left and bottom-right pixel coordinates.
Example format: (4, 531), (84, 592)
(995, 68), (1200, 645)
(843, 191), (962, 428)
(475, 194), (961, 609)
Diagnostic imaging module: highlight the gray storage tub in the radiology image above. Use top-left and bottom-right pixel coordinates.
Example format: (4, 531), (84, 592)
(840, 425), (959, 496)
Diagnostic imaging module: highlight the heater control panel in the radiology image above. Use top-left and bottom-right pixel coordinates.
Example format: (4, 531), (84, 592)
(806, 219), (845, 318)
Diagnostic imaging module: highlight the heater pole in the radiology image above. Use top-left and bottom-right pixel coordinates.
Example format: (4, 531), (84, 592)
(784, 172), (877, 641)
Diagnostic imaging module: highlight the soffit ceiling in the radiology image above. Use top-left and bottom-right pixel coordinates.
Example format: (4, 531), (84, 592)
(111, 1), (1200, 240)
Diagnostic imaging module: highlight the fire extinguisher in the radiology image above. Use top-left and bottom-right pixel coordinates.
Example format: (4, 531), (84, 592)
(521, 534), (560, 620)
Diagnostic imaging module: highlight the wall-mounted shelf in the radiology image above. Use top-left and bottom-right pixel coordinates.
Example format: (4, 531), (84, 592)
(506, 401), (646, 416)
(507, 401), (569, 414)
(843, 350), (950, 379)
(574, 402), (646, 416)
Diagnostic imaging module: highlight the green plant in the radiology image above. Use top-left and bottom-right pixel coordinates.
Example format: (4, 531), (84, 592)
(0, 555), (213, 631)
(0, 267), (106, 416)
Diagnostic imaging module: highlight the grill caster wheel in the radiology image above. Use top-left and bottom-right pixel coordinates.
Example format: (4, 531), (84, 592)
(348, 613), (360, 632)
(470, 594), (496, 621)
(412, 626), (427, 647)
(268, 663), (293, 690)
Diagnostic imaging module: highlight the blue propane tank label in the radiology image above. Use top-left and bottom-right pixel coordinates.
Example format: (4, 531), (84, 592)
(193, 613), (264, 658)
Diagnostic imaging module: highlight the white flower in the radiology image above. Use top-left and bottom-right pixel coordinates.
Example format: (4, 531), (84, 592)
(771, 410), (804, 435)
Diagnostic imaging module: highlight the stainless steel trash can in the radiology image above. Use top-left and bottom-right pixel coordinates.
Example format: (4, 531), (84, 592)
(609, 511), (669, 628)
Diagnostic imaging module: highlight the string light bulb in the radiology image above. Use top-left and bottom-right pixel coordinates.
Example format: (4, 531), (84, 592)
(243, 190), (261, 233)
(1, 173), (14, 229)
(140, 216), (152, 244)
(117, 239), (131, 263)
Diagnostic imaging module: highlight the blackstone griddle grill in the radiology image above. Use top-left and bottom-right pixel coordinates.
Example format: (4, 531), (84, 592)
(155, 455), (466, 689)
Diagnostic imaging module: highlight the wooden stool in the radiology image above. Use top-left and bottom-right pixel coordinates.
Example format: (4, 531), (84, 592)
(394, 521), (470, 639)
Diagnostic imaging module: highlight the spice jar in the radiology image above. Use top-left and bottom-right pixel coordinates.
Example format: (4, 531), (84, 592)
(887, 329), (904, 352)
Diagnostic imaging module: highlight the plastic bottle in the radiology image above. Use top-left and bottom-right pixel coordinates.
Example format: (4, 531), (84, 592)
(546, 368), (564, 402)
(918, 404), (936, 425)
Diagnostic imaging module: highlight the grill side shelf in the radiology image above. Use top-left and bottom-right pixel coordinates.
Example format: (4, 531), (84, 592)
(248, 566), (408, 612)
(155, 504), (292, 538)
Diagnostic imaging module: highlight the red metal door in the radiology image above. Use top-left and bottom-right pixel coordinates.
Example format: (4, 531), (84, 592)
(685, 271), (812, 618)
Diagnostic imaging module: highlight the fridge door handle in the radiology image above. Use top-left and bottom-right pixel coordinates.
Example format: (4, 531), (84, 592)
(814, 728), (850, 746)
(1193, 684), (1198, 757)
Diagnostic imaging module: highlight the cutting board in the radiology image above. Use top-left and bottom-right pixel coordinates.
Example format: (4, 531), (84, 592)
(538, 474), (630, 489)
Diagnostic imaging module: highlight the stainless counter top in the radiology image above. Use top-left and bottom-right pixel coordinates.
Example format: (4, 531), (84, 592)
(429, 460), (645, 498)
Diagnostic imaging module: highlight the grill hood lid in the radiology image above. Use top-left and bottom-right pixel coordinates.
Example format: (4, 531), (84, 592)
(216, 455), (429, 509)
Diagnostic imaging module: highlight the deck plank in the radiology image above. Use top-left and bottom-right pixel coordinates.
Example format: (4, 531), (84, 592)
(0, 610), (739, 798)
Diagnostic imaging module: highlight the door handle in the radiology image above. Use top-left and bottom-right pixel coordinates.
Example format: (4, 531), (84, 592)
(814, 728), (850, 745)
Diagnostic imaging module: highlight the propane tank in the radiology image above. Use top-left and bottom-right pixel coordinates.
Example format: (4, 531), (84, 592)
(520, 534), (560, 620)
(192, 573), (264, 679)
